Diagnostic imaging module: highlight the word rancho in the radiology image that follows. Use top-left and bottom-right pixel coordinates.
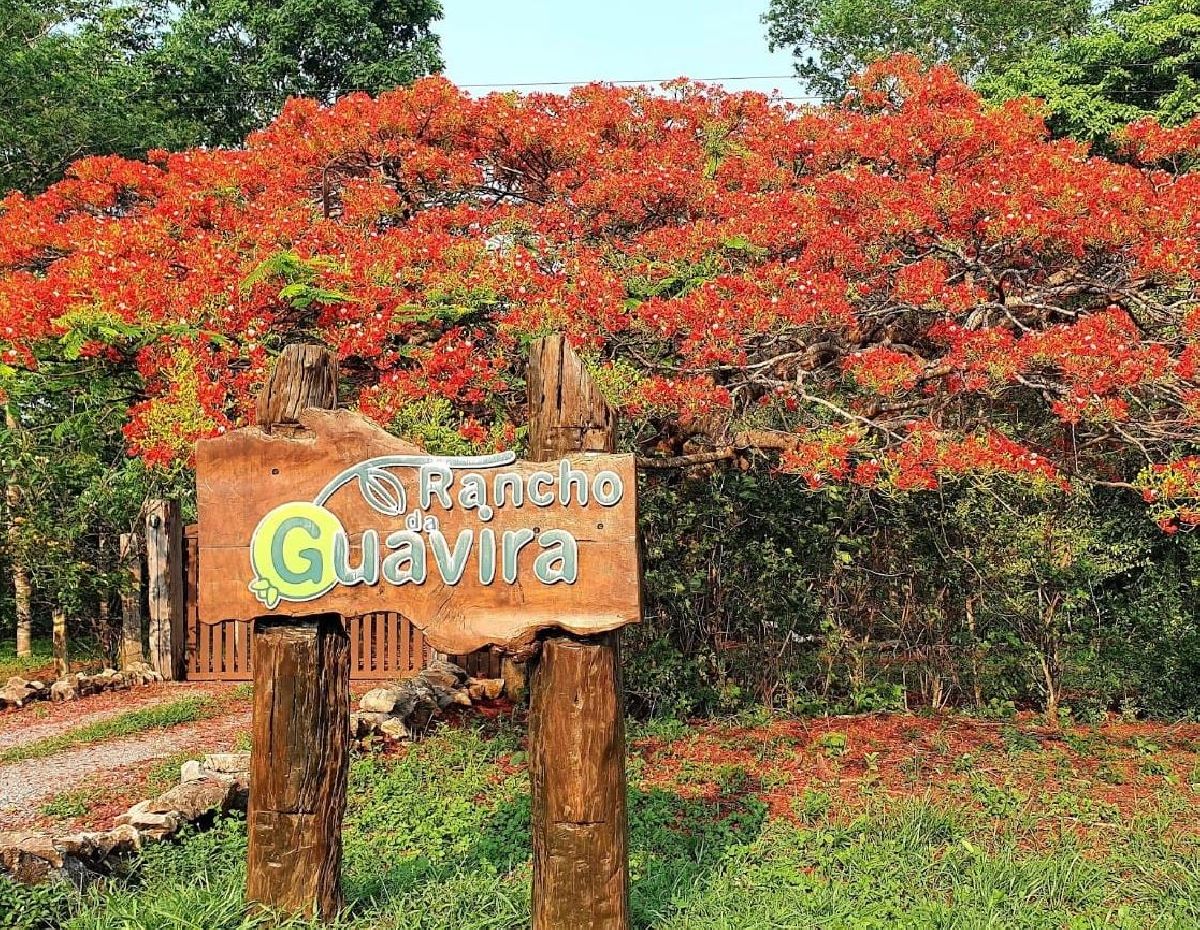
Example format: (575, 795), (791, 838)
(249, 452), (628, 609)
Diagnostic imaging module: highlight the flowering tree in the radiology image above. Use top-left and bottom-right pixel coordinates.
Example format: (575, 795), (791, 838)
(2, 56), (1199, 529)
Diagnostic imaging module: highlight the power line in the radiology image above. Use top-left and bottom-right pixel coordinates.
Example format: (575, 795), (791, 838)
(455, 74), (804, 88)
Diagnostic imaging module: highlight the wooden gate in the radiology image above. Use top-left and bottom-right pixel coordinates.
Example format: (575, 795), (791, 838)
(183, 525), (500, 681)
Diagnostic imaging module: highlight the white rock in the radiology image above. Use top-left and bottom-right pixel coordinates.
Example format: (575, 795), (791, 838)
(116, 801), (180, 834)
(378, 718), (411, 741)
(180, 760), (204, 782)
(359, 687), (404, 714)
(201, 752), (250, 774)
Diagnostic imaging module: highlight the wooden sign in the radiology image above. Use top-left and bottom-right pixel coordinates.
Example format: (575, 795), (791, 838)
(195, 408), (641, 654)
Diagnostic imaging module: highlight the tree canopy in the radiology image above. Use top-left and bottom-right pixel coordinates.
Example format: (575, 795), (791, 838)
(0, 0), (444, 194)
(2, 58), (1199, 530)
(981, 0), (1200, 147)
(762, 0), (1092, 99)
(764, 0), (1200, 149)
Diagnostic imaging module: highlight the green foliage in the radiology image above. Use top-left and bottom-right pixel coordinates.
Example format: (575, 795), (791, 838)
(0, 0), (195, 194)
(0, 636), (101, 679)
(0, 695), (214, 763)
(157, 0), (444, 147)
(980, 0), (1200, 148)
(38, 788), (98, 820)
(762, 0), (1091, 98)
(241, 252), (355, 313)
(764, 0), (1200, 148)
(0, 0), (444, 195)
(2, 361), (189, 654)
(0, 873), (74, 930)
(633, 470), (1200, 720)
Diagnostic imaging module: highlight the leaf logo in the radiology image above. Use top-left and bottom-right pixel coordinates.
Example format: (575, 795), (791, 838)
(357, 467), (407, 516)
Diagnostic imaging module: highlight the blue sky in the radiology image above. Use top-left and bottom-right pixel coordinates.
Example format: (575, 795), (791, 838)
(438, 0), (812, 100)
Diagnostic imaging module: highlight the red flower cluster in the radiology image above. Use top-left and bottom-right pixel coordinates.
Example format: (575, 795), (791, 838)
(1138, 457), (1200, 532)
(0, 57), (1197, 521)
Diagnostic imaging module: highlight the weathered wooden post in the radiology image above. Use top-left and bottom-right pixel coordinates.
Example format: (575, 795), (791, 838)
(244, 344), (350, 920)
(118, 532), (145, 670)
(527, 335), (631, 930)
(145, 499), (184, 679)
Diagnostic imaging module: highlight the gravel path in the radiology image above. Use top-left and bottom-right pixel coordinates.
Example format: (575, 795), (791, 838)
(0, 685), (230, 751)
(0, 710), (251, 822)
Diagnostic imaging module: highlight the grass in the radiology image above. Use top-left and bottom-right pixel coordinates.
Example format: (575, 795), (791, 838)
(0, 696), (216, 764)
(0, 637), (103, 681)
(38, 789), (98, 820)
(3, 713), (1200, 929)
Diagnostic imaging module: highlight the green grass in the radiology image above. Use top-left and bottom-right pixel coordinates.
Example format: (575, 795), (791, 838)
(0, 696), (215, 764)
(0, 637), (103, 681)
(38, 789), (98, 820)
(5, 718), (1200, 930)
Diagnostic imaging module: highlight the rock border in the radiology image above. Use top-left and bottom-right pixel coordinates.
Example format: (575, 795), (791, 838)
(0, 661), (507, 887)
(0, 751), (249, 886)
(352, 660), (505, 745)
(1, 663), (164, 710)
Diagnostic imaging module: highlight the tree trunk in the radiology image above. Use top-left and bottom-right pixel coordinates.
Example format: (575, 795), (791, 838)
(1040, 647), (1062, 730)
(244, 343), (349, 921)
(13, 560), (32, 659)
(1038, 591), (1063, 730)
(966, 596), (983, 708)
(118, 532), (145, 669)
(146, 500), (184, 680)
(52, 608), (68, 678)
(526, 334), (631, 930)
(5, 408), (32, 659)
(97, 535), (113, 661)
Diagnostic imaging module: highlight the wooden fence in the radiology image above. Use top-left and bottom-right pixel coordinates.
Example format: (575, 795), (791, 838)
(182, 525), (501, 681)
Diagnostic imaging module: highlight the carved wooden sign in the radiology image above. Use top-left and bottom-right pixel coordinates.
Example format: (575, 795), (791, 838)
(195, 408), (641, 654)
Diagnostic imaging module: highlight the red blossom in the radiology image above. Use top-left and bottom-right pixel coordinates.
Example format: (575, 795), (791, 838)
(0, 60), (1198, 525)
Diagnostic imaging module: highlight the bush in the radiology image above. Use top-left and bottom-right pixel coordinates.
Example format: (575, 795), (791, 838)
(632, 470), (1200, 720)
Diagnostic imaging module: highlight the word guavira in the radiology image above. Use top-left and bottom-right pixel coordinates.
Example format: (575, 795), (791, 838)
(248, 452), (627, 608)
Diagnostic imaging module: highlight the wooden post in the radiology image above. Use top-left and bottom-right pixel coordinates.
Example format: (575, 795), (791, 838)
(5, 406), (32, 659)
(51, 607), (69, 678)
(245, 344), (349, 921)
(500, 656), (528, 703)
(145, 499), (184, 680)
(527, 335), (630, 930)
(118, 532), (145, 670)
(97, 535), (112, 659)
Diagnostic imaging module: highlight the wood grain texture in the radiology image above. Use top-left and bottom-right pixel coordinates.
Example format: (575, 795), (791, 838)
(530, 634), (630, 930)
(528, 336), (616, 457)
(242, 343), (350, 921)
(255, 344), (338, 434)
(118, 532), (144, 670)
(527, 334), (631, 930)
(246, 616), (349, 919)
(145, 499), (184, 680)
(195, 408), (640, 654)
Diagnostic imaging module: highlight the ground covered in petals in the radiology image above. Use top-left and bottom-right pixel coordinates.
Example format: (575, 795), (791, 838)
(6, 709), (1199, 929)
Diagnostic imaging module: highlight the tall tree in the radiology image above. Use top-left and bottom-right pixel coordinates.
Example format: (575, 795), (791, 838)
(0, 0), (444, 194)
(0, 1), (194, 195)
(4, 407), (32, 657)
(2, 60), (1199, 523)
(979, 0), (1200, 147)
(763, 0), (1091, 99)
(153, 0), (445, 147)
